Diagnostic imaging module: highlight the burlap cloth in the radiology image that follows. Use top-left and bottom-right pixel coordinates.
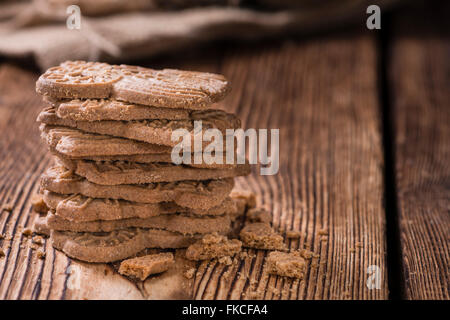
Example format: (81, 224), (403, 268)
(0, 0), (400, 70)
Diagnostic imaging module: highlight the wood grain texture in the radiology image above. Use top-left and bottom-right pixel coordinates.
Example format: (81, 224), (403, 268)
(0, 32), (388, 299)
(389, 12), (449, 300)
(191, 34), (388, 300)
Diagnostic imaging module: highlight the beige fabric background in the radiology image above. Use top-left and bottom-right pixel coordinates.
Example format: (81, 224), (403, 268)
(0, 0), (400, 69)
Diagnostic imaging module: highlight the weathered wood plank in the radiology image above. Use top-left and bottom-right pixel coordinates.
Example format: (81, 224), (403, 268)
(0, 31), (388, 299)
(389, 11), (449, 300)
(193, 33), (388, 300)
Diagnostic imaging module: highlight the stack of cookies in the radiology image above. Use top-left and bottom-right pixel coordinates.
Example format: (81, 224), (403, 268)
(35, 61), (250, 263)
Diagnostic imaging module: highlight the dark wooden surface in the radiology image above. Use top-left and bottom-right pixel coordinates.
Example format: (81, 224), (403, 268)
(388, 9), (449, 300)
(0, 4), (448, 300)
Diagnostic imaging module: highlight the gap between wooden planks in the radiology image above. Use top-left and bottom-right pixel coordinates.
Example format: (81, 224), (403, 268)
(0, 32), (388, 299)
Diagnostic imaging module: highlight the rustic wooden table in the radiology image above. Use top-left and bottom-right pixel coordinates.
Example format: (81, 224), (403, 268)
(0, 6), (448, 300)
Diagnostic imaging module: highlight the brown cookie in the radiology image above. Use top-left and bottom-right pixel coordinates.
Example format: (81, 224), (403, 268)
(43, 191), (235, 221)
(53, 148), (238, 170)
(45, 210), (231, 235)
(40, 124), (172, 157)
(51, 228), (201, 263)
(52, 148), (174, 165)
(41, 165), (234, 210)
(45, 97), (190, 121)
(239, 223), (285, 250)
(41, 124), (241, 169)
(119, 253), (175, 281)
(38, 106), (240, 147)
(185, 233), (242, 261)
(36, 61), (230, 109)
(69, 159), (250, 185)
(266, 251), (306, 279)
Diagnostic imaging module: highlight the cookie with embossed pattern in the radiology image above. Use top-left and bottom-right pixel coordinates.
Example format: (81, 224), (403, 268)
(51, 228), (201, 263)
(38, 106), (240, 146)
(40, 124), (172, 157)
(53, 150), (237, 170)
(43, 190), (236, 222)
(68, 159), (250, 185)
(36, 61), (230, 109)
(41, 165), (234, 210)
(45, 210), (231, 234)
(45, 97), (190, 121)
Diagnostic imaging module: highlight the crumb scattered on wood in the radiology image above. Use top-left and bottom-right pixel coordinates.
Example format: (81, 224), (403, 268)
(218, 256), (233, 265)
(183, 267), (196, 279)
(240, 223), (285, 250)
(22, 228), (33, 237)
(318, 228), (329, 236)
(230, 190), (256, 209)
(0, 248), (5, 258)
(118, 252), (174, 281)
(186, 233), (242, 261)
(37, 250), (46, 259)
(32, 235), (44, 245)
(31, 194), (49, 214)
(299, 249), (314, 259)
(246, 208), (272, 224)
(285, 230), (302, 239)
(1, 204), (13, 212)
(266, 251), (306, 279)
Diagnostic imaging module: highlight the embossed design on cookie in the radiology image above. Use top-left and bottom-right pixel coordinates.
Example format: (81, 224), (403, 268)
(37, 61), (230, 109)
(51, 228), (201, 262)
(38, 107), (240, 146)
(41, 165), (234, 210)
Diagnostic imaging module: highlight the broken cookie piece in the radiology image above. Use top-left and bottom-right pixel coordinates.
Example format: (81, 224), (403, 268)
(119, 252), (174, 281)
(31, 194), (49, 214)
(246, 208), (271, 224)
(185, 233), (242, 261)
(230, 190), (256, 209)
(240, 223), (285, 250)
(266, 251), (306, 279)
(285, 230), (302, 239)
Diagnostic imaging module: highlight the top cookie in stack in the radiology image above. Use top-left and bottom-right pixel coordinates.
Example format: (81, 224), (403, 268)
(35, 61), (250, 263)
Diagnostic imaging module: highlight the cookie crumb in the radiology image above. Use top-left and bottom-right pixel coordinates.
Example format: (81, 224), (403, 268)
(0, 248), (5, 258)
(285, 230), (302, 239)
(0, 233), (4, 240)
(37, 250), (46, 259)
(266, 251), (306, 279)
(218, 256), (233, 265)
(240, 223), (285, 250)
(186, 233), (242, 261)
(299, 249), (314, 259)
(183, 268), (196, 279)
(2, 204), (13, 212)
(22, 228), (33, 237)
(230, 190), (256, 209)
(119, 252), (174, 281)
(246, 208), (272, 224)
(31, 194), (49, 214)
(318, 228), (329, 236)
(32, 236), (44, 245)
